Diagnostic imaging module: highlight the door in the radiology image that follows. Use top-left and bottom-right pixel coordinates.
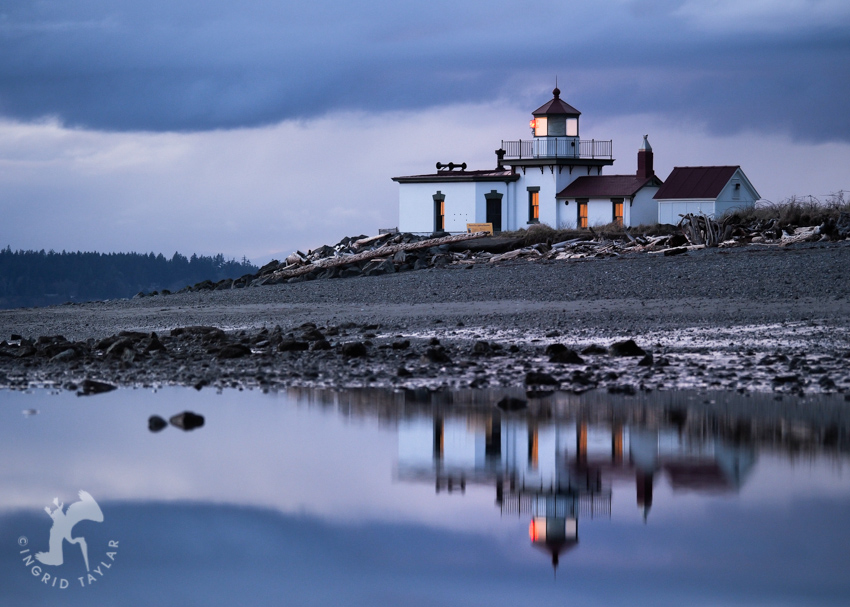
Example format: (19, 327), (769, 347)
(486, 198), (502, 232)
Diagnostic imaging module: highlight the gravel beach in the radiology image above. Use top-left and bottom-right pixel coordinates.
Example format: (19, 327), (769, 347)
(1, 241), (849, 395)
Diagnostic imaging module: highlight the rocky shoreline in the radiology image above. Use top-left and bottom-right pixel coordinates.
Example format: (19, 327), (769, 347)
(1, 240), (849, 398)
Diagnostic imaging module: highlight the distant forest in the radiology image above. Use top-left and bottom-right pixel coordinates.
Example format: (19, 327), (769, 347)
(0, 247), (258, 310)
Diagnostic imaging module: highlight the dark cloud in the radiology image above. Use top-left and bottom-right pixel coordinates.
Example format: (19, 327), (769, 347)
(0, 1), (848, 142)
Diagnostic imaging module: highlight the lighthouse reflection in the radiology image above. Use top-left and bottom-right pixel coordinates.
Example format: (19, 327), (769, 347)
(397, 411), (756, 570)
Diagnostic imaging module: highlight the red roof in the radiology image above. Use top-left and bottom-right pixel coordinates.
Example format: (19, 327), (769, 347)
(556, 175), (659, 198)
(654, 166), (739, 200)
(532, 87), (580, 116)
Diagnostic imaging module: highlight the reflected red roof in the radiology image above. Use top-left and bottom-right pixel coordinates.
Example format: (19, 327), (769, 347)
(654, 166), (739, 200)
(556, 175), (659, 198)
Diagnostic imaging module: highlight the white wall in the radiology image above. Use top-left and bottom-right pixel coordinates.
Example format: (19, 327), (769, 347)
(714, 168), (758, 217)
(630, 186), (660, 226)
(658, 200), (716, 225)
(398, 181), (477, 233)
(587, 199), (613, 226)
(513, 167), (588, 230)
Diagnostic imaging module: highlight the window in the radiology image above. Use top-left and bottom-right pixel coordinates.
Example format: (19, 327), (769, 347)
(527, 188), (540, 222)
(566, 117), (578, 137)
(433, 192), (445, 232)
(577, 199), (588, 228)
(534, 117), (547, 137)
(612, 199), (624, 226)
(733, 181), (741, 200)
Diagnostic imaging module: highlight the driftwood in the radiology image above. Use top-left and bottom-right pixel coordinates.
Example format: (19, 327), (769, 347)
(268, 231), (489, 280)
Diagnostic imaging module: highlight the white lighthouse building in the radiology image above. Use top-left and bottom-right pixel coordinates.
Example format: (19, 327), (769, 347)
(393, 86), (662, 232)
(392, 87), (758, 232)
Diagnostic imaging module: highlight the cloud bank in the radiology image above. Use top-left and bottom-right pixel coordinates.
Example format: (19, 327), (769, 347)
(1, 0), (848, 142)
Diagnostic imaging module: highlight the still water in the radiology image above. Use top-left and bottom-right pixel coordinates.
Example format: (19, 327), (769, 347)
(1, 388), (849, 606)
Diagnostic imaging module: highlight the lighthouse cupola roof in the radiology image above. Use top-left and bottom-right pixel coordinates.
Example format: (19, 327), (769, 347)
(532, 86), (581, 117)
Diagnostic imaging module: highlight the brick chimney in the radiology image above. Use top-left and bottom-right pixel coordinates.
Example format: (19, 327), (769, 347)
(637, 135), (653, 180)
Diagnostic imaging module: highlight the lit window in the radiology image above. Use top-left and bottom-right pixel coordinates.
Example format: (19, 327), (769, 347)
(529, 191), (539, 221)
(566, 118), (578, 137)
(613, 200), (623, 226)
(534, 117), (548, 137)
(578, 200), (588, 228)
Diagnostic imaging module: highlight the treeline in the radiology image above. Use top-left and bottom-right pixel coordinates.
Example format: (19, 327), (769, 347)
(0, 247), (258, 309)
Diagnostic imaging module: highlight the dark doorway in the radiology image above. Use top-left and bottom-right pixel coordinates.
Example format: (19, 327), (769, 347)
(486, 198), (502, 232)
(484, 190), (503, 233)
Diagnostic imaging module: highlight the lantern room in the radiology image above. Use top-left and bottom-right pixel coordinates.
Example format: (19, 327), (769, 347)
(530, 86), (580, 138)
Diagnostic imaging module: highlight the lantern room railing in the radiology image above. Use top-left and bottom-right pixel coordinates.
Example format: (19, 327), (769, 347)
(501, 138), (613, 160)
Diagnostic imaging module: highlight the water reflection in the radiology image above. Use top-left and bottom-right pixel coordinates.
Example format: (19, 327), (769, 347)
(397, 407), (764, 570)
(0, 387), (848, 606)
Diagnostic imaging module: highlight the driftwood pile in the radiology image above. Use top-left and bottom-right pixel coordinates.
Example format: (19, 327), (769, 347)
(677, 211), (850, 249)
(174, 211), (850, 293)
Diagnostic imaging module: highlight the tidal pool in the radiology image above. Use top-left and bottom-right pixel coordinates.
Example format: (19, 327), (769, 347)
(1, 387), (849, 606)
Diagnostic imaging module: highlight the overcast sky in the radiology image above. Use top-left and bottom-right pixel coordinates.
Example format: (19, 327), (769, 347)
(1, 0), (848, 263)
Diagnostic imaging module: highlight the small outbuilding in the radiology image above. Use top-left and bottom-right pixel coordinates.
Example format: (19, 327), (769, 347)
(556, 135), (663, 227)
(654, 166), (759, 225)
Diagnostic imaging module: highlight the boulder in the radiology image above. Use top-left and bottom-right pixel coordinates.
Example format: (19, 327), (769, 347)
(169, 411), (205, 431)
(77, 379), (117, 396)
(496, 396), (528, 411)
(545, 344), (584, 364)
(422, 347), (451, 364)
(524, 372), (559, 386)
(218, 344), (252, 359)
(148, 415), (168, 432)
(341, 342), (368, 357)
(609, 339), (647, 357)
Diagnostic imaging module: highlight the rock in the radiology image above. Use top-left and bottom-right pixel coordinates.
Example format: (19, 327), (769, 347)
(144, 337), (167, 353)
(218, 344), (252, 359)
(95, 336), (120, 351)
(50, 348), (79, 362)
(545, 344), (584, 364)
(392, 340), (410, 350)
(311, 339), (332, 351)
(609, 339), (646, 357)
(339, 267), (362, 278)
(638, 352), (654, 366)
(105, 338), (134, 357)
(170, 326), (225, 338)
(148, 415), (168, 432)
(496, 396), (528, 411)
(581, 344), (608, 355)
(341, 342), (368, 357)
(279, 338), (309, 352)
(422, 347), (451, 364)
(77, 379), (117, 396)
(472, 341), (491, 355)
(525, 372), (559, 386)
(608, 384), (637, 395)
(300, 327), (326, 341)
(397, 366), (412, 377)
(818, 375), (837, 390)
(169, 411), (205, 431)
(118, 331), (149, 340)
